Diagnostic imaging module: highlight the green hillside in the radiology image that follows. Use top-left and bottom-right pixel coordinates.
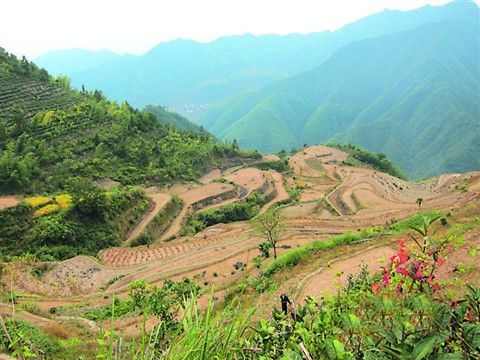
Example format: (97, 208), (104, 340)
(201, 12), (479, 178)
(34, 1), (474, 116)
(143, 104), (204, 133)
(0, 48), (259, 194)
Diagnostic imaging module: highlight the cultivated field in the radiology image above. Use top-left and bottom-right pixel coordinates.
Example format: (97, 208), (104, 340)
(2, 145), (479, 339)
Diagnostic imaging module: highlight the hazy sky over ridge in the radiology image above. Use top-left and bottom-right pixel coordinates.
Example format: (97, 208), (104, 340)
(0, 0), (470, 59)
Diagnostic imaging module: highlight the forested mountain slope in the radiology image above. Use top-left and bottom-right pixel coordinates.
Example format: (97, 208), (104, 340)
(143, 105), (204, 133)
(0, 48), (259, 194)
(34, 1), (475, 116)
(201, 14), (479, 178)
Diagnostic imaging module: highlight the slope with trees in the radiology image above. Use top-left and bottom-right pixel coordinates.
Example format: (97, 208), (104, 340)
(200, 9), (479, 178)
(0, 47), (260, 194)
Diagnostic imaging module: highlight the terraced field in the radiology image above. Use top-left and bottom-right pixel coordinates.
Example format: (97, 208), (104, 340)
(3, 145), (480, 334)
(0, 77), (79, 125)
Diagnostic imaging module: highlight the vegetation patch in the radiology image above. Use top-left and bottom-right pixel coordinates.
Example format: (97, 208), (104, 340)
(130, 196), (183, 247)
(0, 48), (260, 195)
(329, 143), (407, 179)
(251, 159), (291, 173)
(0, 182), (149, 261)
(187, 189), (276, 233)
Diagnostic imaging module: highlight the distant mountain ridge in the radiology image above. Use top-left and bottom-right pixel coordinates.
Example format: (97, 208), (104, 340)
(203, 14), (479, 178)
(34, 1), (476, 115)
(33, 1), (480, 179)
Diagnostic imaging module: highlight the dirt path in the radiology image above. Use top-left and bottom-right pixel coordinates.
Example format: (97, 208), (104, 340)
(0, 196), (20, 210)
(159, 205), (188, 241)
(126, 192), (171, 243)
(295, 243), (397, 301)
(260, 171), (289, 214)
(159, 182), (236, 241)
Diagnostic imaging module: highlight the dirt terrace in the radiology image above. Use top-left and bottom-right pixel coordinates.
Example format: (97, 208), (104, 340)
(5, 146), (480, 314)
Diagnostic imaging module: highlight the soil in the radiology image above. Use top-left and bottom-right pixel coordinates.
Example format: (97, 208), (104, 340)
(2, 145), (479, 339)
(0, 197), (20, 210)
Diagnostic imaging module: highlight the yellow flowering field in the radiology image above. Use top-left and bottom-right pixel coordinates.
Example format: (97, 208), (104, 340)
(55, 194), (72, 208)
(294, 180), (307, 188)
(34, 204), (60, 217)
(25, 196), (51, 207)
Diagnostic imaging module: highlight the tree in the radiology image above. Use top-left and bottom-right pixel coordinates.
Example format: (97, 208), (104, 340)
(54, 75), (70, 90)
(12, 108), (26, 136)
(65, 177), (108, 219)
(253, 210), (285, 258)
(416, 197), (423, 208)
(0, 120), (6, 145)
(232, 138), (239, 150)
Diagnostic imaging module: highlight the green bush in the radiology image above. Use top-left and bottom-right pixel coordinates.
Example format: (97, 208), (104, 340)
(251, 159), (291, 173)
(0, 318), (59, 357)
(329, 143), (407, 179)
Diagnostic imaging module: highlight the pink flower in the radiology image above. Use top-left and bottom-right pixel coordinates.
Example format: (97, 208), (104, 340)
(437, 256), (445, 266)
(416, 268), (423, 278)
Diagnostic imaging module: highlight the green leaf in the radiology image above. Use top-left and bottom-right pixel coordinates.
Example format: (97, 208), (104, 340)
(348, 313), (360, 329)
(326, 338), (345, 359)
(463, 323), (480, 350)
(412, 336), (438, 359)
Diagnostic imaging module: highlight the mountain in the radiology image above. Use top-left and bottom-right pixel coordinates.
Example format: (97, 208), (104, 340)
(143, 105), (204, 133)
(35, 49), (118, 75)
(0, 48), (259, 194)
(199, 4), (480, 179)
(34, 1), (475, 117)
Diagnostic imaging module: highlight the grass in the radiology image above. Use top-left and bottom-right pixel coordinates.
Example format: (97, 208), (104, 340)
(387, 210), (442, 233)
(95, 296), (255, 359)
(245, 210), (445, 293)
(263, 227), (384, 276)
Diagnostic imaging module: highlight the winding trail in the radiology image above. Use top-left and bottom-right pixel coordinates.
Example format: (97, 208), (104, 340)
(5, 146), (480, 326)
(126, 191), (171, 243)
(260, 171), (289, 214)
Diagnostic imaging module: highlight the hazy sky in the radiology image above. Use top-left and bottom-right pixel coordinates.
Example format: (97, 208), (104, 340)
(0, 0), (464, 59)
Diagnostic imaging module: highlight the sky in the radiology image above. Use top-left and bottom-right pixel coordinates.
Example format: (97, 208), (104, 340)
(0, 0), (466, 59)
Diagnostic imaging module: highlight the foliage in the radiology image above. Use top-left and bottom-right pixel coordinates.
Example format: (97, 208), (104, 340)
(388, 210), (442, 233)
(251, 159), (291, 173)
(0, 48), (260, 194)
(95, 296), (254, 359)
(0, 318), (59, 358)
(85, 278), (200, 338)
(144, 105), (205, 133)
(252, 210), (285, 258)
(0, 186), (146, 261)
(131, 196), (183, 246)
(331, 143), (407, 179)
(188, 189), (273, 233)
(65, 177), (109, 219)
(239, 283), (480, 359)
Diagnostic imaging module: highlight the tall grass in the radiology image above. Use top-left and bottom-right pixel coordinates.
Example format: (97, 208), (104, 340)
(264, 227), (383, 276)
(387, 210), (441, 233)
(261, 210), (443, 279)
(96, 296), (254, 359)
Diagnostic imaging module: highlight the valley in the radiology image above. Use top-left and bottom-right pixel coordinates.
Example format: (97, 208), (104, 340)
(1, 2), (479, 357)
(1, 144), (479, 358)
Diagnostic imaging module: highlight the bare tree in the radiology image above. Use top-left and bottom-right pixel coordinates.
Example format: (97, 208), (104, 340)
(253, 210), (285, 258)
